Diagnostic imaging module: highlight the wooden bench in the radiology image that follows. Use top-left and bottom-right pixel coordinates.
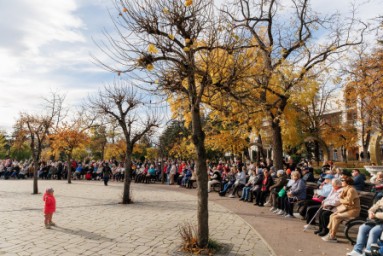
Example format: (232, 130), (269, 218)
(342, 191), (376, 244)
(294, 182), (318, 215)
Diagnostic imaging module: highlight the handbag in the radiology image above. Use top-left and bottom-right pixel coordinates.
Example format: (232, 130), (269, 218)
(365, 218), (383, 226)
(271, 187), (278, 194)
(312, 196), (325, 203)
(278, 187), (286, 197)
(336, 204), (347, 213)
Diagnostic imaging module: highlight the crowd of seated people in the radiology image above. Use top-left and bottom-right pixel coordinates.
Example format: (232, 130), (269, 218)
(200, 158), (383, 255)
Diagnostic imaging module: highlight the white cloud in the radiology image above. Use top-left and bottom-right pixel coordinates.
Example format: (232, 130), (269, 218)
(0, 0), (115, 133)
(0, 0), (381, 134)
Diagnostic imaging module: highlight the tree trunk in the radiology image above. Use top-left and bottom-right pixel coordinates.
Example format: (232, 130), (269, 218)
(256, 149), (261, 165)
(191, 105), (209, 248)
(362, 145), (369, 162)
(271, 120), (284, 170)
(122, 149), (133, 204)
(160, 155), (165, 184)
(344, 148), (348, 163)
(101, 146), (105, 161)
(67, 155), (72, 184)
(33, 159), (39, 194)
(362, 130), (370, 163)
(314, 141), (320, 166)
(257, 135), (267, 163)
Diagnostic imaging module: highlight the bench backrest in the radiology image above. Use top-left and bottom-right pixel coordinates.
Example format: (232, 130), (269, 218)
(363, 182), (375, 192)
(305, 182), (318, 200)
(358, 191), (376, 219)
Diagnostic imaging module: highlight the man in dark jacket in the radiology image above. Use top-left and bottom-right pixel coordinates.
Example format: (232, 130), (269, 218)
(352, 169), (365, 191)
(302, 167), (316, 183)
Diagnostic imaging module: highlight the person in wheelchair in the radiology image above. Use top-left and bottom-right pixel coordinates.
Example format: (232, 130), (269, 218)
(347, 201), (383, 256)
(208, 167), (222, 193)
(228, 166), (247, 198)
(219, 167), (237, 196)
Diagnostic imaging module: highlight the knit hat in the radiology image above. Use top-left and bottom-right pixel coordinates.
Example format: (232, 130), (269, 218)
(46, 187), (54, 193)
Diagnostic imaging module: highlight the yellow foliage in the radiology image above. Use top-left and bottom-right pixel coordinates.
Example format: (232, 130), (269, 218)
(41, 148), (53, 161)
(146, 64), (154, 71)
(280, 106), (304, 150)
(168, 34), (175, 40)
(49, 126), (90, 157)
(146, 147), (159, 159)
(345, 48), (383, 132)
(185, 0), (193, 7)
(104, 140), (126, 160)
(72, 148), (88, 161)
(205, 131), (248, 155)
(167, 93), (193, 127)
(148, 44), (158, 54)
(133, 143), (145, 155)
(164, 32), (320, 155)
(168, 139), (196, 159)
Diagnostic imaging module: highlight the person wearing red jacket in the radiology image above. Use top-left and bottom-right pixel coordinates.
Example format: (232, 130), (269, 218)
(43, 187), (56, 229)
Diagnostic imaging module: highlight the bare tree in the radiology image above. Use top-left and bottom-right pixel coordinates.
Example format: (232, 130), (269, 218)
(87, 80), (159, 204)
(17, 93), (65, 194)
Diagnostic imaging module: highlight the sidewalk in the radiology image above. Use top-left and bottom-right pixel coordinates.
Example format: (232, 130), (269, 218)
(0, 180), (274, 256)
(155, 183), (355, 256)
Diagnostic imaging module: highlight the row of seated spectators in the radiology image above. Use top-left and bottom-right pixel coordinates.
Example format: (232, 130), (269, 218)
(202, 161), (383, 256)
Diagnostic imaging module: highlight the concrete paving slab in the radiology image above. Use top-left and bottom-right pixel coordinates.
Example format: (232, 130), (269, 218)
(0, 180), (274, 256)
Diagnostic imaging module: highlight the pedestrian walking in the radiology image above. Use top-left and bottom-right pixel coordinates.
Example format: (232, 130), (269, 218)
(102, 162), (112, 186)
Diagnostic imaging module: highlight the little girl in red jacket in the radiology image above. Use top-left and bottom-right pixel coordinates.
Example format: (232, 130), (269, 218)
(43, 187), (56, 229)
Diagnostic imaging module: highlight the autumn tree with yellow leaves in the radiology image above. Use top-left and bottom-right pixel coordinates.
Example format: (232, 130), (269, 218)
(344, 47), (383, 161)
(49, 122), (90, 184)
(88, 124), (108, 160)
(0, 131), (8, 159)
(94, 0), (241, 247)
(219, 0), (367, 169)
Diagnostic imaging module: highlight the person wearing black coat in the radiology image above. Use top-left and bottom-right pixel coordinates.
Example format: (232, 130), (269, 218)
(256, 168), (274, 206)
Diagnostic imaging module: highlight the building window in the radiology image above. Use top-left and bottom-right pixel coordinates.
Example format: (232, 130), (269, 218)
(333, 149), (338, 161)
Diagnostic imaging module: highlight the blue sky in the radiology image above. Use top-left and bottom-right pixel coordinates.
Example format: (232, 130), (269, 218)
(0, 0), (381, 134)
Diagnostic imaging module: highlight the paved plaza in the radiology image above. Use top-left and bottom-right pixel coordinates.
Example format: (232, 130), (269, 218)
(0, 180), (275, 256)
